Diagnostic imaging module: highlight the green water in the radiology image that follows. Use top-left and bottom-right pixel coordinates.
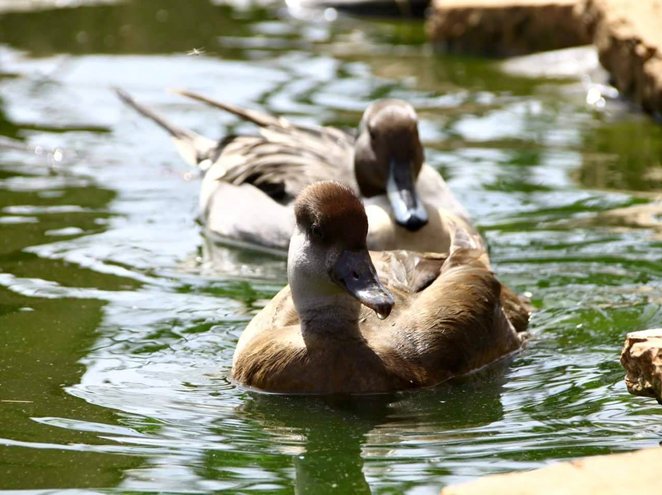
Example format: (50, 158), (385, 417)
(1, 1), (661, 493)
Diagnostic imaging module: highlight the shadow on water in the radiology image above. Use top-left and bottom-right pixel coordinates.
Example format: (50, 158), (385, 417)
(236, 363), (510, 493)
(578, 116), (662, 192)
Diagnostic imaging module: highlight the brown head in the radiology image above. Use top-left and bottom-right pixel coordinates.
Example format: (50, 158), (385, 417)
(354, 99), (427, 231)
(289, 181), (394, 320)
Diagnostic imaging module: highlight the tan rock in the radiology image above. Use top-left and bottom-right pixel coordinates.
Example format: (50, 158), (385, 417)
(621, 328), (662, 402)
(425, 0), (662, 116)
(500, 45), (601, 79)
(593, 200), (662, 236)
(441, 448), (662, 495)
(577, 0), (662, 115)
(426, 0), (590, 56)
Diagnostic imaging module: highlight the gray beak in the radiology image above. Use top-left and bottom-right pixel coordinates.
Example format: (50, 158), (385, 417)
(330, 249), (394, 319)
(386, 160), (428, 231)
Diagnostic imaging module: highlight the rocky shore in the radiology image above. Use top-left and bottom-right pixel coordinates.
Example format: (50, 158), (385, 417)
(427, 0), (589, 56)
(578, 0), (662, 118)
(427, 0), (662, 117)
(441, 448), (662, 495)
(621, 329), (662, 403)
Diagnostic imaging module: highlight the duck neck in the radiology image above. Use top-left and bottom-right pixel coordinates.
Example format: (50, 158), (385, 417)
(288, 231), (363, 341)
(297, 294), (363, 338)
(353, 136), (382, 198)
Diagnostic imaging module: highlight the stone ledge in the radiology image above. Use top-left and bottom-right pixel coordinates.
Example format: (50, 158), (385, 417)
(441, 447), (662, 495)
(426, 0), (590, 56)
(577, 0), (662, 116)
(621, 328), (662, 403)
(425, 0), (662, 116)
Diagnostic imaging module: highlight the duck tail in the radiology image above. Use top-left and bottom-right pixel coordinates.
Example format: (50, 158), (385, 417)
(450, 224), (480, 252)
(171, 88), (283, 129)
(115, 87), (216, 169)
(446, 224), (491, 271)
(115, 88), (193, 140)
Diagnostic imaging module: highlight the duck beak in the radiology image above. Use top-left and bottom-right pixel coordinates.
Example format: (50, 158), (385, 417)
(331, 249), (394, 319)
(386, 160), (428, 231)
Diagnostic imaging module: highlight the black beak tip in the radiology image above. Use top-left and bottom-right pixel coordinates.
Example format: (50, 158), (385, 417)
(370, 294), (394, 320)
(398, 214), (428, 232)
(379, 300), (394, 318)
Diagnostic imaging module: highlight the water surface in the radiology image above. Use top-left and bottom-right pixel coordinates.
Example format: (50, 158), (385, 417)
(1, 1), (662, 493)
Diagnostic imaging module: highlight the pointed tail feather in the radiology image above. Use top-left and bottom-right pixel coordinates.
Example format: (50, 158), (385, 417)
(115, 87), (217, 169)
(115, 87), (194, 140)
(450, 223), (487, 253)
(171, 88), (285, 129)
(445, 224), (491, 270)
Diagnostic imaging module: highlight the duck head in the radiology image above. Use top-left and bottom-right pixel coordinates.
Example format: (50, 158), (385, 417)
(354, 99), (428, 232)
(288, 181), (394, 320)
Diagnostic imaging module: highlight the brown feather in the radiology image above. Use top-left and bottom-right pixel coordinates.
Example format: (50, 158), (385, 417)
(294, 182), (368, 249)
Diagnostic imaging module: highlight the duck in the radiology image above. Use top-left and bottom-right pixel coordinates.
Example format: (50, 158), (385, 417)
(231, 181), (529, 394)
(116, 89), (479, 254)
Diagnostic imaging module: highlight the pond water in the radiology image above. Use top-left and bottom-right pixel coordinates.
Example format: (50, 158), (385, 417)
(1, 1), (662, 493)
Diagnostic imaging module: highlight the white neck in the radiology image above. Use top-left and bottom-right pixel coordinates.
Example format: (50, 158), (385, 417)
(287, 228), (361, 336)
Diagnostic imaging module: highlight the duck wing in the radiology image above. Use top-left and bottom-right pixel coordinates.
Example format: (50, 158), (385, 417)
(372, 250), (447, 294)
(372, 226), (531, 334)
(175, 89), (357, 201)
(444, 223), (532, 333)
(440, 240), (531, 334)
(207, 130), (356, 202)
(370, 227), (487, 295)
(499, 283), (532, 334)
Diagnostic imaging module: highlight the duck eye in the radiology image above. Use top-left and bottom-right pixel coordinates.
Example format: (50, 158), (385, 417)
(368, 125), (378, 140)
(310, 224), (324, 240)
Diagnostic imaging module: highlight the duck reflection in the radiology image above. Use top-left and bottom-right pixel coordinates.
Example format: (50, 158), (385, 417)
(182, 235), (288, 282)
(236, 359), (512, 493)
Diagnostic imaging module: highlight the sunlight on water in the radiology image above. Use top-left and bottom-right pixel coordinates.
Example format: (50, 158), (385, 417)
(1, 1), (662, 493)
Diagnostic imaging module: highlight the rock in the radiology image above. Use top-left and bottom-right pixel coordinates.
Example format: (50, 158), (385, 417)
(425, 0), (662, 117)
(621, 329), (662, 403)
(577, 0), (662, 116)
(441, 447), (662, 495)
(426, 0), (590, 56)
(500, 45), (601, 79)
(594, 201), (662, 237)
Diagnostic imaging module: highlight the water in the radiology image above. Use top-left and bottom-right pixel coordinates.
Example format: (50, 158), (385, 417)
(1, 1), (661, 493)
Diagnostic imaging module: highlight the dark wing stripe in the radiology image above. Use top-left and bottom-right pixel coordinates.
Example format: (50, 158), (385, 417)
(173, 89), (358, 200)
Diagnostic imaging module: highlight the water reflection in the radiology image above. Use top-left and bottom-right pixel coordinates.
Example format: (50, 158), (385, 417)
(188, 236), (288, 281)
(240, 366), (509, 493)
(0, 0), (265, 57)
(579, 117), (662, 192)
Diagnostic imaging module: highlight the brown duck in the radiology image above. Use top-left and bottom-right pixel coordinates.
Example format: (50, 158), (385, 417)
(232, 181), (529, 394)
(116, 89), (479, 254)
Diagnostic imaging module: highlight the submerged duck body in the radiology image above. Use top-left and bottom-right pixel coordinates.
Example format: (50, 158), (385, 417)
(232, 182), (529, 395)
(117, 89), (478, 253)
